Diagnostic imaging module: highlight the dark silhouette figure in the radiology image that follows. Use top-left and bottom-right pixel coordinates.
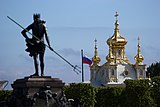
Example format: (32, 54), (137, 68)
(21, 14), (52, 76)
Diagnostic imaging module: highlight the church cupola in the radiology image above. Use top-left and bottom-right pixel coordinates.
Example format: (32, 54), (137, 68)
(106, 12), (128, 64)
(92, 39), (101, 66)
(90, 12), (147, 86)
(134, 37), (144, 65)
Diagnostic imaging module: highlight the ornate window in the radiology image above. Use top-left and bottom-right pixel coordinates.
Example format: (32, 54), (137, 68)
(139, 69), (143, 76)
(111, 69), (114, 75)
(123, 69), (129, 77)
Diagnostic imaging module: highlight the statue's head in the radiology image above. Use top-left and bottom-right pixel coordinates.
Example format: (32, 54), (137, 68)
(33, 13), (40, 22)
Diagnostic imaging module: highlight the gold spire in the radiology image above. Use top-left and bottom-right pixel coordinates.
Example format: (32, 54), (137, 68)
(134, 37), (144, 65)
(106, 12), (128, 64)
(114, 11), (120, 41)
(92, 39), (101, 65)
(107, 11), (127, 45)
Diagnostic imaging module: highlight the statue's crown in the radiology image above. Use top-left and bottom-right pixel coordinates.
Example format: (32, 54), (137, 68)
(33, 13), (40, 20)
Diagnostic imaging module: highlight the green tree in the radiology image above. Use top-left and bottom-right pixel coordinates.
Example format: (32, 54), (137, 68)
(121, 80), (155, 107)
(147, 62), (160, 78)
(64, 83), (96, 107)
(150, 76), (160, 107)
(95, 86), (124, 107)
(0, 90), (12, 106)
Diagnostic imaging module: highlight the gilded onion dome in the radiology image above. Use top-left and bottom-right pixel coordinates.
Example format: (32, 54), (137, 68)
(134, 37), (144, 65)
(92, 39), (101, 65)
(106, 12), (129, 64)
(107, 12), (127, 47)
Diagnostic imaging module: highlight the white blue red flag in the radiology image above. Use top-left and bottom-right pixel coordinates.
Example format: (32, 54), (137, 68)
(82, 56), (92, 65)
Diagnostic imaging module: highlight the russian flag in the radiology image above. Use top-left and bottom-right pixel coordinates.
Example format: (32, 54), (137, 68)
(82, 56), (92, 65)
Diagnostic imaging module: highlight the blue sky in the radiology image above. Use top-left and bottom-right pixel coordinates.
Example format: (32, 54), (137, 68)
(1, 0), (160, 89)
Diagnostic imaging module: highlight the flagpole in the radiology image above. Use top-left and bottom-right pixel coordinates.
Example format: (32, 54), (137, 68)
(81, 49), (84, 82)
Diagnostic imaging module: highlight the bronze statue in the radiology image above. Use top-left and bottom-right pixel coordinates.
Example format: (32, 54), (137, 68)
(7, 14), (80, 75)
(21, 14), (53, 76)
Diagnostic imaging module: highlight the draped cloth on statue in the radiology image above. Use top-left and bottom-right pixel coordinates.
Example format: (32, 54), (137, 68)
(25, 38), (45, 57)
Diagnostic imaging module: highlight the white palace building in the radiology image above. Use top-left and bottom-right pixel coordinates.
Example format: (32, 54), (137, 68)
(90, 12), (146, 86)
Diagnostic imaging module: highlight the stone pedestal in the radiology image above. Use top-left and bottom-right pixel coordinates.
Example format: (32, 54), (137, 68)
(10, 76), (65, 107)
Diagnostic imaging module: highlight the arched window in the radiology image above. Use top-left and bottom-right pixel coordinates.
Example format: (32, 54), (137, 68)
(140, 69), (143, 76)
(124, 70), (129, 76)
(111, 69), (114, 75)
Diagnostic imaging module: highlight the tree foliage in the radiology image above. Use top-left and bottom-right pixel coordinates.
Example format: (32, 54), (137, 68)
(150, 76), (160, 107)
(122, 79), (155, 107)
(147, 62), (160, 78)
(64, 83), (96, 107)
(95, 86), (124, 107)
(0, 90), (12, 106)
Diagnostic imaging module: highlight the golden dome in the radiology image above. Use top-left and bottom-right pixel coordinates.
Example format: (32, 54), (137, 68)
(107, 20), (127, 46)
(134, 37), (144, 65)
(106, 12), (129, 64)
(107, 12), (127, 47)
(92, 39), (101, 65)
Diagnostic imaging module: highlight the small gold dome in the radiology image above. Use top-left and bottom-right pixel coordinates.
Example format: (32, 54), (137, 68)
(92, 39), (101, 65)
(134, 54), (144, 64)
(92, 56), (101, 64)
(134, 37), (144, 65)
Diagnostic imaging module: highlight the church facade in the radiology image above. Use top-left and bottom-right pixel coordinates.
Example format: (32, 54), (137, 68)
(90, 12), (146, 86)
